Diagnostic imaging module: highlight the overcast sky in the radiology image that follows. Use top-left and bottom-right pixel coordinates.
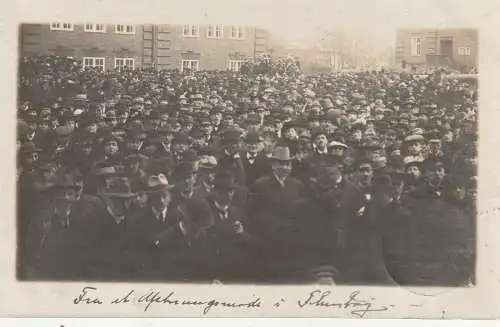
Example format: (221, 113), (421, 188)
(15, 0), (484, 52)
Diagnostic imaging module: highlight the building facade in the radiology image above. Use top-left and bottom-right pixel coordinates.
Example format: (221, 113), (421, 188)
(395, 29), (478, 71)
(19, 23), (271, 72)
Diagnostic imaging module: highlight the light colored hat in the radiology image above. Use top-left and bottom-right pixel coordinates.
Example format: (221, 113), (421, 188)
(329, 141), (348, 149)
(404, 134), (426, 143)
(198, 156), (218, 169)
(270, 146), (294, 161)
(144, 173), (175, 193)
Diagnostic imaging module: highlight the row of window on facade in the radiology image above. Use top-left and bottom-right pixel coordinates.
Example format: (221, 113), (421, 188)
(50, 22), (246, 39)
(50, 23), (135, 34)
(182, 24), (245, 40)
(410, 37), (473, 57)
(82, 57), (245, 72)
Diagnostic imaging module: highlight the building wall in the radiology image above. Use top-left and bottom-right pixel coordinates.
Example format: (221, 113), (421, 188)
(395, 29), (478, 70)
(20, 23), (145, 70)
(166, 25), (263, 71)
(20, 23), (271, 71)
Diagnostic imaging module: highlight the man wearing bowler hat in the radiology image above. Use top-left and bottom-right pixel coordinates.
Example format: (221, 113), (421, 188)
(248, 146), (304, 282)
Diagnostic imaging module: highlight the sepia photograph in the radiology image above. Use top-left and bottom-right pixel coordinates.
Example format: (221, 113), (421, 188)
(16, 18), (478, 287)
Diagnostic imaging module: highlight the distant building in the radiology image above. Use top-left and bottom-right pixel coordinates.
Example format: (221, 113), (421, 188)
(395, 29), (478, 72)
(19, 23), (270, 72)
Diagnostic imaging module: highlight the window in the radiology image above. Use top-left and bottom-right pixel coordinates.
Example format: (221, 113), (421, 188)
(115, 24), (135, 34)
(115, 58), (135, 69)
(50, 22), (74, 31)
(207, 24), (223, 39)
(228, 60), (244, 72)
(410, 37), (422, 56)
(181, 60), (199, 72)
(83, 57), (105, 71)
(230, 26), (245, 40)
(84, 23), (106, 33)
(183, 24), (200, 37)
(458, 46), (471, 56)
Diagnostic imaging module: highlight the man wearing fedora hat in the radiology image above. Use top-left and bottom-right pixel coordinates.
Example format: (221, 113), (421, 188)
(82, 177), (138, 280)
(204, 170), (254, 282)
(247, 146), (305, 282)
(128, 174), (176, 280)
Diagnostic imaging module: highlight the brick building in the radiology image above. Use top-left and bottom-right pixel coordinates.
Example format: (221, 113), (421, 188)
(19, 23), (271, 72)
(395, 29), (478, 72)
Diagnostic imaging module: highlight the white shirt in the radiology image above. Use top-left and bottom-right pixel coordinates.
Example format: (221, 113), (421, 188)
(246, 152), (258, 164)
(152, 206), (168, 223)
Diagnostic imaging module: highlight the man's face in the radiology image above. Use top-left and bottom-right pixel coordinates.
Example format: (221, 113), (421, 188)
(314, 134), (328, 149)
(429, 142), (442, 154)
(408, 141), (423, 155)
(210, 114), (221, 126)
(173, 142), (189, 153)
(200, 124), (213, 136)
(86, 123), (98, 133)
(356, 164), (373, 186)
(330, 146), (345, 157)
(82, 143), (93, 155)
(40, 168), (57, 182)
(225, 141), (241, 155)
(109, 197), (132, 216)
(28, 122), (37, 133)
(192, 137), (207, 148)
(104, 140), (119, 156)
(38, 122), (50, 132)
(352, 130), (363, 141)
(25, 152), (39, 165)
(285, 128), (298, 139)
(245, 141), (263, 154)
(317, 165), (342, 187)
(125, 160), (140, 174)
(272, 160), (292, 179)
(425, 166), (446, 186)
(452, 184), (467, 201)
(406, 165), (421, 179)
(108, 119), (118, 128)
(179, 173), (197, 193)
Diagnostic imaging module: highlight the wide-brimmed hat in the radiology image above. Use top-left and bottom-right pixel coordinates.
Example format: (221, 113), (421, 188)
(92, 165), (124, 177)
(328, 140), (348, 150)
(144, 173), (175, 193)
(198, 155), (218, 170)
(100, 177), (136, 198)
(270, 146), (294, 161)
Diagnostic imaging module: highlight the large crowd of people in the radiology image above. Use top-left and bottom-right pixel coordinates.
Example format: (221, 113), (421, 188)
(17, 55), (477, 285)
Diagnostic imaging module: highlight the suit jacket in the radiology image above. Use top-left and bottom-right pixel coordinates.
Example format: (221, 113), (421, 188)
(24, 194), (101, 279)
(241, 151), (272, 189)
(217, 153), (247, 187)
(127, 206), (175, 280)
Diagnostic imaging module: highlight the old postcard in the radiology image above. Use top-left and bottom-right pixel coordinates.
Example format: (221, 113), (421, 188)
(1, 0), (499, 319)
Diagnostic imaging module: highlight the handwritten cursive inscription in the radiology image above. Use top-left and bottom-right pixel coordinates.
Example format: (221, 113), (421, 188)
(73, 286), (103, 305)
(137, 290), (262, 314)
(297, 290), (391, 318)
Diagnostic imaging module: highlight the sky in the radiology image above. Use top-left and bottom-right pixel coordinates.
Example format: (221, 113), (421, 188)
(13, 0), (486, 52)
